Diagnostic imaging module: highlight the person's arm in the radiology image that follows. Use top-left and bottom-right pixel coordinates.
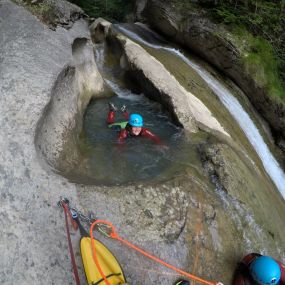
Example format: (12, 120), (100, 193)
(141, 128), (162, 145)
(277, 261), (285, 284)
(122, 111), (129, 120)
(107, 111), (115, 125)
(118, 129), (128, 143)
(232, 254), (261, 285)
(233, 262), (252, 285)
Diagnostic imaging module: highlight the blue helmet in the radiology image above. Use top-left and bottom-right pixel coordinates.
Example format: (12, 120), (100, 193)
(129, 114), (143, 127)
(250, 256), (281, 285)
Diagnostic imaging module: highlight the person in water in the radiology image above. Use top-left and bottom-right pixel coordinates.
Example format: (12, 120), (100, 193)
(107, 102), (162, 144)
(233, 253), (285, 285)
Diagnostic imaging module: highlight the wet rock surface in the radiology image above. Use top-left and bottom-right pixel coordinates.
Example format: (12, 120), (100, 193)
(102, 24), (229, 137)
(1, 2), (285, 285)
(14, 0), (85, 29)
(140, 0), (285, 148)
(35, 37), (104, 173)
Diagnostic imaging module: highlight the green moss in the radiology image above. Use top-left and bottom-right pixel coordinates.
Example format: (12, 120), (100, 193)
(232, 27), (285, 100)
(11, 0), (57, 26)
(169, 0), (285, 102)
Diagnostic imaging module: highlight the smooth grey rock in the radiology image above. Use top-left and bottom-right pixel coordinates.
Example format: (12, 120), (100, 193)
(0, 1), (90, 283)
(106, 25), (229, 136)
(1, 2), (285, 285)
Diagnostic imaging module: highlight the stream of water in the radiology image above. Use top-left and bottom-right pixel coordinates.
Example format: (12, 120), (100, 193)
(116, 25), (285, 199)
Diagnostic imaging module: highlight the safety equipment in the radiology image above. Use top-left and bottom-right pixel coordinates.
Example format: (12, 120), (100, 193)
(129, 114), (143, 127)
(81, 237), (126, 285)
(250, 256), (281, 285)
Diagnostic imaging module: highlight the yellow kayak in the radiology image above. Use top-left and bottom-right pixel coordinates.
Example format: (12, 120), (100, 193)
(80, 237), (126, 285)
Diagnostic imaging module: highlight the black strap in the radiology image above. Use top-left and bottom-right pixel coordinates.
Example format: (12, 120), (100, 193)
(92, 273), (122, 285)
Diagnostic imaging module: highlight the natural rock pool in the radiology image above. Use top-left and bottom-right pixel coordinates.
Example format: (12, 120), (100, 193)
(80, 85), (204, 185)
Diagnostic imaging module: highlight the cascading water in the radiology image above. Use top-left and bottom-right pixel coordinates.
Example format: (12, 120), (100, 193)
(116, 25), (285, 199)
(80, 43), (206, 185)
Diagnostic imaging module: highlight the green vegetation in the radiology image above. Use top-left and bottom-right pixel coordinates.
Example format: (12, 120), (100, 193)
(206, 1), (285, 77)
(207, 0), (285, 100)
(234, 27), (285, 100)
(12, 0), (58, 27)
(172, 0), (285, 101)
(68, 0), (133, 22)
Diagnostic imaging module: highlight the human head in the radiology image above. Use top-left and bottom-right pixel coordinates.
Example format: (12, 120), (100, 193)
(129, 114), (143, 127)
(250, 256), (281, 285)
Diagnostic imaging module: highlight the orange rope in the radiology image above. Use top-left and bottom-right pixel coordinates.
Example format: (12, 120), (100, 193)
(90, 220), (112, 285)
(90, 220), (222, 285)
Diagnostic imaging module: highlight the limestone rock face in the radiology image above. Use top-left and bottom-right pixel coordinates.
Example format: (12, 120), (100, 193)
(90, 17), (112, 43)
(0, 1), (100, 283)
(16, 0), (85, 29)
(35, 36), (104, 173)
(106, 26), (229, 137)
(140, 0), (285, 143)
(1, 2), (285, 285)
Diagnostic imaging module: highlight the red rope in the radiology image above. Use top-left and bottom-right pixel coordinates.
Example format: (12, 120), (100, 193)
(90, 220), (222, 285)
(62, 202), (81, 285)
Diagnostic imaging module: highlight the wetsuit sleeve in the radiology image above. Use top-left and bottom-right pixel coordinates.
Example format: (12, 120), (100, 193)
(118, 129), (128, 143)
(122, 111), (129, 120)
(107, 111), (115, 124)
(141, 128), (161, 144)
(241, 253), (261, 266)
(277, 261), (285, 284)
(233, 253), (261, 285)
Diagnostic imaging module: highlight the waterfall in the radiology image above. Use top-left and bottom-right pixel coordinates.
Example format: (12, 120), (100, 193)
(117, 26), (285, 199)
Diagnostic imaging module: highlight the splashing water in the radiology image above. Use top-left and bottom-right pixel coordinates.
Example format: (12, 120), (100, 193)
(117, 25), (285, 199)
(105, 79), (143, 102)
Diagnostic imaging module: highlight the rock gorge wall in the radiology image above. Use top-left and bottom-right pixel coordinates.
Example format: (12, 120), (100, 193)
(103, 23), (230, 137)
(1, 1), (285, 284)
(35, 37), (104, 173)
(136, 0), (285, 150)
